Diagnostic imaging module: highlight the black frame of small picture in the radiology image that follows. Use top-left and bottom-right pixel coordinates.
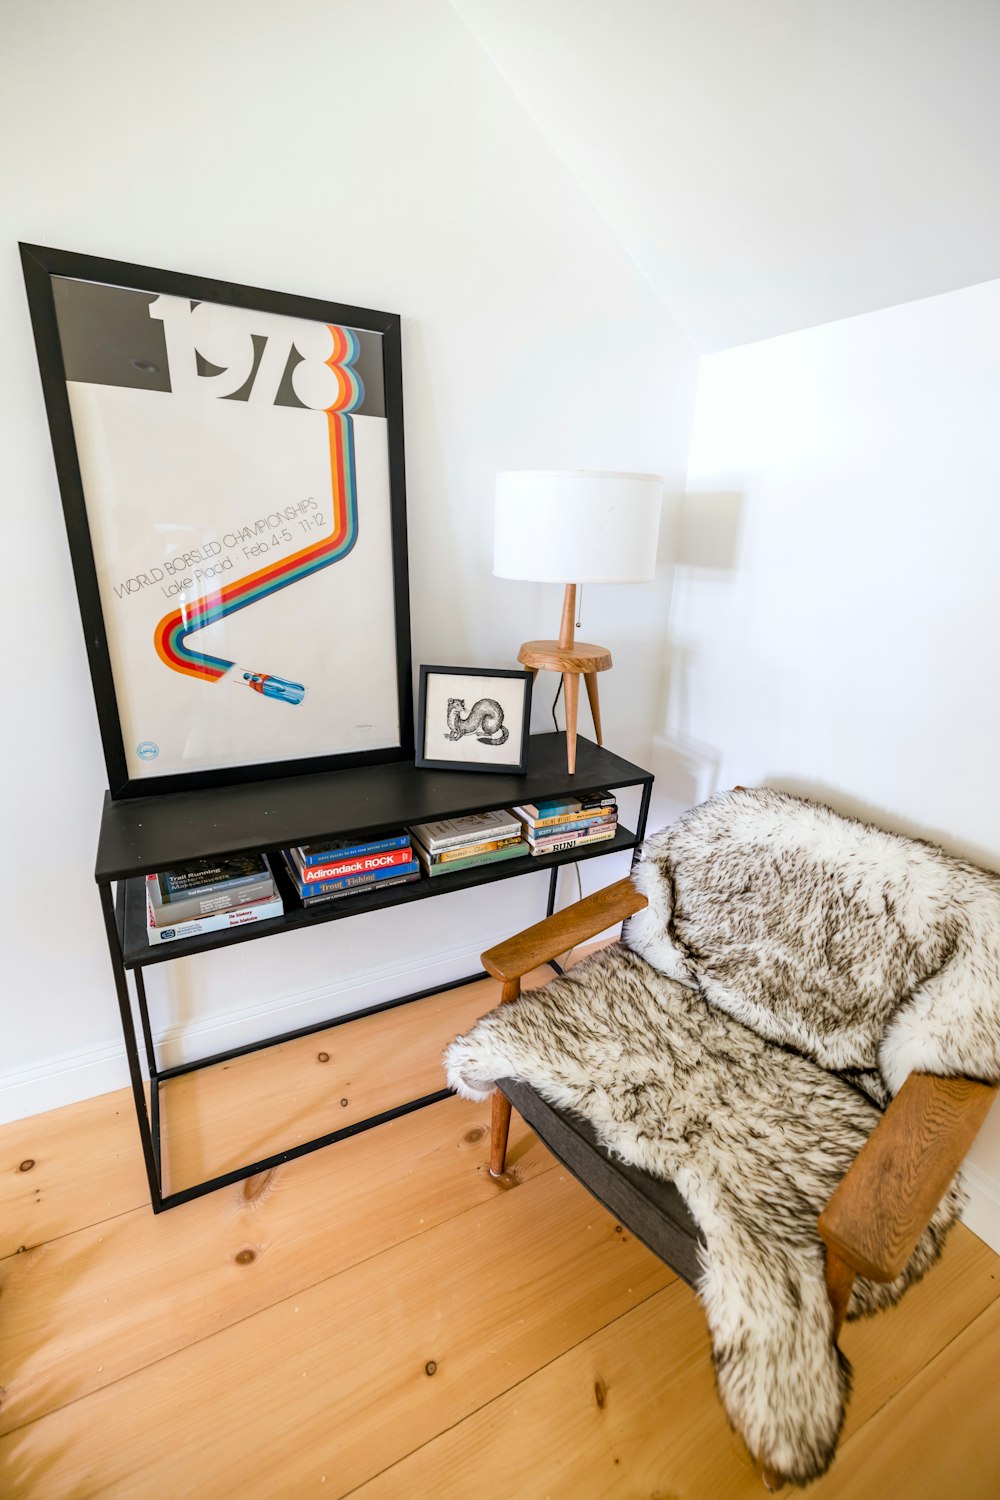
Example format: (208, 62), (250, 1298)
(415, 665), (534, 775)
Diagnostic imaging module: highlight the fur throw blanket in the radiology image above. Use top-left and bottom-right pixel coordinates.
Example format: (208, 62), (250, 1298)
(627, 787), (1000, 1101)
(444, 789), (1000, 1484)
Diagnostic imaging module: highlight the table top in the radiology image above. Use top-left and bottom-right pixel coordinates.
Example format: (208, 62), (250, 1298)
(96, 733), (652, 881)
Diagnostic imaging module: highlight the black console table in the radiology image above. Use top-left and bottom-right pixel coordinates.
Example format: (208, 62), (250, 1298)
(96, 732), (654, 1211)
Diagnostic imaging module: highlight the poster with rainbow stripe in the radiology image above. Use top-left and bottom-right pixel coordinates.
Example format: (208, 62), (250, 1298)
(52, 276), (403, 782)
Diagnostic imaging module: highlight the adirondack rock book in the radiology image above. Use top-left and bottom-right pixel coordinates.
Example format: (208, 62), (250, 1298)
(288, 845), (414, 883)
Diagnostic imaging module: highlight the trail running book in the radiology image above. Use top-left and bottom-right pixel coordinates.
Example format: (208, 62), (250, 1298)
(146, 869), (276, 925)
(157, 852), (272, 904)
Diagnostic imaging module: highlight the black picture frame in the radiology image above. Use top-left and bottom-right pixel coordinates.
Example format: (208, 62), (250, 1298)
(415, 665), (533, 774)
(20, 243), (413, 799)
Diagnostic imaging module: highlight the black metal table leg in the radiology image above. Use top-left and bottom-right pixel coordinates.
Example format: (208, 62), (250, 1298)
(98, 881), (163, 1210)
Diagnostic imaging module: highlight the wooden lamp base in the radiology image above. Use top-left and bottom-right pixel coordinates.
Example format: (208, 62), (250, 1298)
(517, 584), (612, 774)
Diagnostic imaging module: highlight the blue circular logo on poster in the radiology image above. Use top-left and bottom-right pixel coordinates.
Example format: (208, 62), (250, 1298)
(136, 740), (160, 761)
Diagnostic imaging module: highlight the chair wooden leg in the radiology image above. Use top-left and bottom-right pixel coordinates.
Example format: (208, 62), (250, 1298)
(490, 1091), (512, 1177)
(563, 670), (579, 774)
(583, 670), (603, 746)
(489, 977), (521, 1178)
(824, 1247), (856, 1339)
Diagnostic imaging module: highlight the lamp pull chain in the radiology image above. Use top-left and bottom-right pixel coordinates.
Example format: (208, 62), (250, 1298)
(576, 585), (583, 630)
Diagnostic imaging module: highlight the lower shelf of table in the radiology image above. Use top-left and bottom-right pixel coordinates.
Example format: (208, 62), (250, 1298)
(152, 967), (551, 1202)
(117, 825), (639, 968)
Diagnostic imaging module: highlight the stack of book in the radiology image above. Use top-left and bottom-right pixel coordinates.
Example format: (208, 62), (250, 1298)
(281, 834), (420, 907)
(410, 811), (527, 877)
(513, 791), (619, 856)
(145, 853), (282, 945)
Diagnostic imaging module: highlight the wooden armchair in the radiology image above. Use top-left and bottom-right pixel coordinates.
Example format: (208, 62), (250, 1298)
(482, 875), (997, 1347)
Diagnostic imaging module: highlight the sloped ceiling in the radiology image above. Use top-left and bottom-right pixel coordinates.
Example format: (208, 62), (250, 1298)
(451, 0), (1000, 351)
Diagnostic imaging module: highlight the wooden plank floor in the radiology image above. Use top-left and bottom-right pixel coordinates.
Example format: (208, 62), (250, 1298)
(2, 971), (1000, 1498)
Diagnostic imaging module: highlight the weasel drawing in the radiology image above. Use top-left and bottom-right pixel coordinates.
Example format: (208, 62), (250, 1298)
(445, 697), (509, 746)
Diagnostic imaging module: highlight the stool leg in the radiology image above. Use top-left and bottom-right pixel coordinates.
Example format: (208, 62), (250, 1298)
(563, 671), (579, 774)
(583, 671), (603, 745)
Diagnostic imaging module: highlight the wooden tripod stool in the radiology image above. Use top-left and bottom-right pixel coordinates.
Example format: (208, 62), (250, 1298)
(517, 584), (611, 774)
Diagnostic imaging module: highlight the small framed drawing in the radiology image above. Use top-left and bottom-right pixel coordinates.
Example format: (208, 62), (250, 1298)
(416, 666), (533, 774)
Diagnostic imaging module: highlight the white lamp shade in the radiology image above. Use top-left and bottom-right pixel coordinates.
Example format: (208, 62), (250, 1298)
(494, 470), (663, 583)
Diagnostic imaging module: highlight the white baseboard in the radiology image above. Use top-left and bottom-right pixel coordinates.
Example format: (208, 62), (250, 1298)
(0, 1039), (132, 1126)
(0, 938), (495, 1126)
(960, 1163), (1000, 1255)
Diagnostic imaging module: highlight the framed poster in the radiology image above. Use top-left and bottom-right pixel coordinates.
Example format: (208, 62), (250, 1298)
(21, 244), (413, 798)
(415, 666), (533, 774)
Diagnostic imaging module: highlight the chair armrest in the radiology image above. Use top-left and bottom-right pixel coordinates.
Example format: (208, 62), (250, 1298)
(481, 876), (647, 983)
(818, 1072), (997, 1282)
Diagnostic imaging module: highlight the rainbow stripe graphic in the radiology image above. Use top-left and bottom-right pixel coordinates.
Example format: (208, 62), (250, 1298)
(154, 326), (364, 692)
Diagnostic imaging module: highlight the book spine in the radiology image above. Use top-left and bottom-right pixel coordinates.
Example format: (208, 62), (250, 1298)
(421, 826), (521, 854)
(294, 860), (420, 898)
(158, 866), (269, 903)
(293, 847), (413, 882)
(520, 810), (617, 833)
(147, 874), (275, 925)
(300, 871), (422, 906)
(529, 829), (617, 856)
(299, 834), (410, 865)
(524, 816), (617, 840)
(146, 893), (284, 943)
(431, 837), (521, 864)
(523, 795), (615, 817)
(418, 842), (527, 875)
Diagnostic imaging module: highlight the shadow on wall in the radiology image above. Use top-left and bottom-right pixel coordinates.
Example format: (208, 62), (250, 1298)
(769, 777), (1000, 877)
(646, 489), (746, 823)
(674, 488), (745, 574)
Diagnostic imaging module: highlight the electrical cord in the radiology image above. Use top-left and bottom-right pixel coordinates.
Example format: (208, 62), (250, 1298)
(549, 677), (584, 964)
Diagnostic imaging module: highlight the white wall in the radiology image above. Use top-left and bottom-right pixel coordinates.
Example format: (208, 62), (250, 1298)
(0, 0), (697, 1120)
(676, 277), (1000, 1244)
(452, 0), (1000, 351)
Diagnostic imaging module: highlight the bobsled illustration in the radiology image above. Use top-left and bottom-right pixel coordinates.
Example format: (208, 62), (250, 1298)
(239, 671), (306, 706)
(153, 325), (363, 705)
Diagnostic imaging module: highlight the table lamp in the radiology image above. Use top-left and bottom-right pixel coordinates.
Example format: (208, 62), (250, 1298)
(494, 469), (664, 773)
